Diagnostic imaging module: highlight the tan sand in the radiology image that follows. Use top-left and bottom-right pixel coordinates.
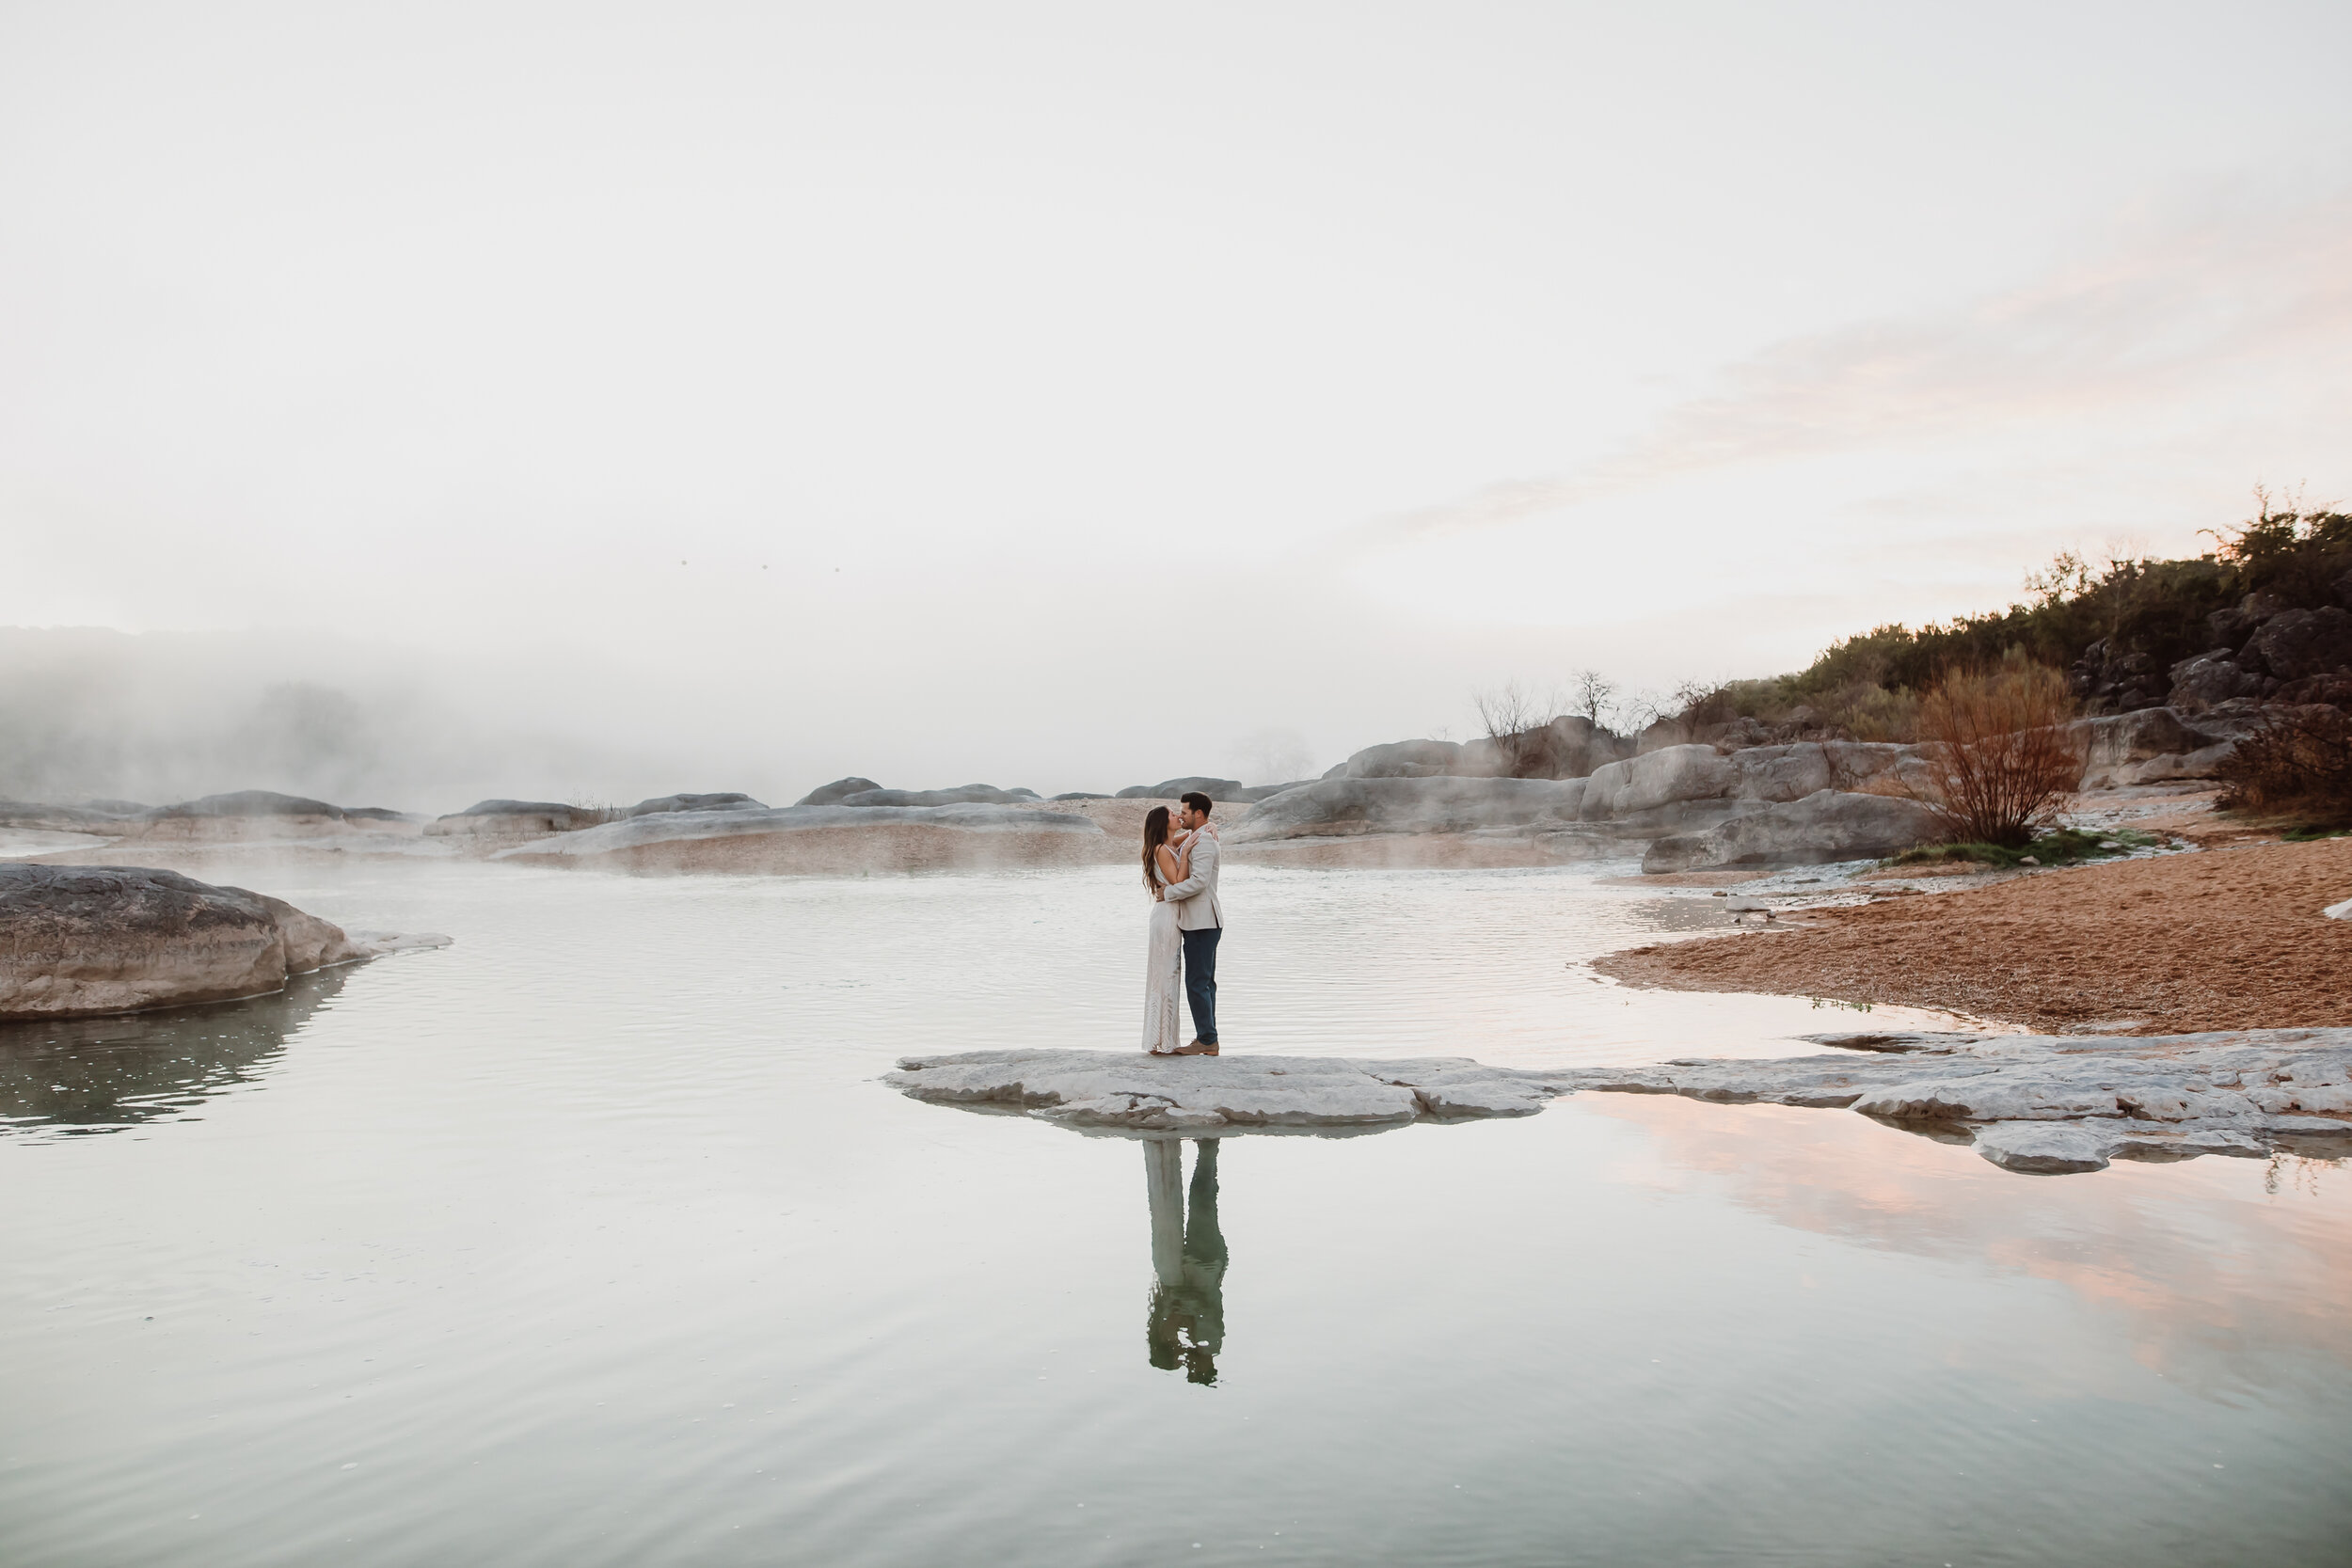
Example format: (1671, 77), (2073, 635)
(1597, 837), (2352, 1034)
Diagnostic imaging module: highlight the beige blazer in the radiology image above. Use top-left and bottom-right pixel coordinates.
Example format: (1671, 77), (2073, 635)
(1160, 826), (1224, 930)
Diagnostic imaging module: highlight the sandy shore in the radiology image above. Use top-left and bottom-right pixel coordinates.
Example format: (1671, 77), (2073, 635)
(1597, 836), (2352, 1034)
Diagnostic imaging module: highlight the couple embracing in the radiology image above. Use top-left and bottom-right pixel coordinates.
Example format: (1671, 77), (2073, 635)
(1140, 791), (1223, 1056)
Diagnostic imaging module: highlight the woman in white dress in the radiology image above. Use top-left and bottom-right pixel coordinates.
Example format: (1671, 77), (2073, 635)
(1140, 805), (1200, 1055)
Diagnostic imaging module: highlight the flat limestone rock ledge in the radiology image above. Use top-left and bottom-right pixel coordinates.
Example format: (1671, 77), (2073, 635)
(494, 802), (1108, 875)
(1597, 1027), (2352, 1173)
(885, 1049), (1588, 1133)
(0, 863), (447, 1020)
(887, 1029), (2352, 1171)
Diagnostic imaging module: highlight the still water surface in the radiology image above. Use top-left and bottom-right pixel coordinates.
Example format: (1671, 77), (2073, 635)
(2, 860), (2346, 1566)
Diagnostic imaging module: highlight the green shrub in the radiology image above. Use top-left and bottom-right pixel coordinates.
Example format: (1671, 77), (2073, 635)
(1890, 828), (2154, 869)
(1662, 501), (2352, 740)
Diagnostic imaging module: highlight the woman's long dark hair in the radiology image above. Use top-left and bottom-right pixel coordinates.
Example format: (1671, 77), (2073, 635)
(1141, 805), (1170, 890)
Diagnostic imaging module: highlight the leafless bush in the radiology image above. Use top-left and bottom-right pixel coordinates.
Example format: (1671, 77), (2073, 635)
(1472, 680), (1558, 777)
(1906, 660), (2081, 847)
(2216, 705), (2352, 819)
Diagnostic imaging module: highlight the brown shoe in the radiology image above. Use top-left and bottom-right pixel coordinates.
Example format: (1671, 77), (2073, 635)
(1172, 1039), (1220, 1055)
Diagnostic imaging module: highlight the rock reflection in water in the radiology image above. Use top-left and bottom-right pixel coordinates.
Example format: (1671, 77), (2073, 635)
(0, 967), (346, 1136)
(1144, 1138), (1228, 1384)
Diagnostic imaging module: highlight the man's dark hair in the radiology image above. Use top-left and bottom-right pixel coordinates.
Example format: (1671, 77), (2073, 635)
(1179, 791), (1213, 816)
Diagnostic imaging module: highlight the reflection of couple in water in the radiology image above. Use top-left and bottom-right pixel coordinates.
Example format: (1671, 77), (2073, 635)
(1144, 1138), (1227, 1385)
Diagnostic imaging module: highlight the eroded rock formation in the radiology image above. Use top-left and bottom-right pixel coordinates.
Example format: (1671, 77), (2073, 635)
(1642, 790), (1943, 874)
(0, 863), (397, 1020)
(888, 1029), (2352, 1175)
(886, 1048), (1584, 1132)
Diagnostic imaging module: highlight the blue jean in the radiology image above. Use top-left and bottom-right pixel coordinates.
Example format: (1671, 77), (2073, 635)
(1181, 927), (1220, 1044)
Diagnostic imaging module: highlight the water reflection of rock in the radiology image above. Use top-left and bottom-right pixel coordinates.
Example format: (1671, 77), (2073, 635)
(1145, 1139), (1228, 1385)
(0, 966), (347, 1135)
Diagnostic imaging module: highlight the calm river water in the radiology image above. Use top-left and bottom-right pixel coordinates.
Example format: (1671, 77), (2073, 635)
(2, 859), (2346, 1566)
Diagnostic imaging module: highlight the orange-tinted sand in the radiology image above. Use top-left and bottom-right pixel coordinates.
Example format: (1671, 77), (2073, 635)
(1597, 837), (2352, 1034)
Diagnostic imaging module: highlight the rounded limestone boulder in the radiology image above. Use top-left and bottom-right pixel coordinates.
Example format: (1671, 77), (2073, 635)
(424, 800), (589, 837)
(1114, 776), (1247, 800)
(0, 863), (365, 1020)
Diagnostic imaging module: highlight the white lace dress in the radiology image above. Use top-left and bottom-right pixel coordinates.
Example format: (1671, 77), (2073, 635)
(1142, 876), (1184, 1054)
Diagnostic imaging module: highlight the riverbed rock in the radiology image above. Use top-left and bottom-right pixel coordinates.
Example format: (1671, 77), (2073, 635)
(1232, 781), (1318, 803)
(2246, 606), (2352, 685)
(128, 790), (351, 842)
(2065, 707), (2219, 788)
(493, 802), (1104, 875)
(1642, 789), (1941, 873)
(1227, 776), (1590, 842)
(0, 863), (370, 1020)
(2070, 639), (2169, 711)
(2115, 743), (2239, 784)
(1612, 1026), (2352, 1172)
(887, 1028), (2352, 1173)
(1968, 1121), (2118, 1174)
(1721, 741), (1924, 803)
(1321, 739), (1463, 780)
(1115, 777), (1247, 801)
(841, 784), (1041, 807)
(1457, 717), (1634, 780)
(884, 1049), (1587, 1132)
(424, 800), (593, 837)
(1579, 745), (1735, 821)
(794, 777), (883, 807)
(0, 800), (148, 833)
(2168, 650), (2273, 711)
(626, 792), (766, 816)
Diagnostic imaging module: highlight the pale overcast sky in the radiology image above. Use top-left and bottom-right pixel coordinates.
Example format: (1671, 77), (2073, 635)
(3, 2), (2348, 803)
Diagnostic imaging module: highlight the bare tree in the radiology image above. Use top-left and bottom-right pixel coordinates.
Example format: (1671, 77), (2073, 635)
(1566, 669), (1617, 730)
(1473, 681), (1553, 777)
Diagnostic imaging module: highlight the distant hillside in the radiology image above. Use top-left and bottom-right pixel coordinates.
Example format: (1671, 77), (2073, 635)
(1679, 502), (2352, 742)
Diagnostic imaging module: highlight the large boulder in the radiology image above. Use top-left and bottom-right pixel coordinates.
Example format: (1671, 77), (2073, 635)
(492, 803), (1104, 875)
(2246, 607), (2352, 685)
(0, 863), (366, 1019)
(2065, 707), (2230, 788)
(794, 777), (882, 807)
(1232, 780), (1318, 803)
(1578, 744), (1734, 821)
(2069, 639), (2169, 711)
(1457, 716), (1634, 780)
(424, 800), (591, 837)
(0, 800), (148, 833)
(2169, 650), (2274, 711)
(145, 789), (343, 820)
(841, 784), (1041, 807)
(1114, 776), (1247, 800)
(1227, 776), (1587, 841)
(129, 790), (348, 841)
(626, 792), (767, 816)
(1724, 741), (1922, 803)
(1321, 739), (1462, 780)
(1641, 789), (1941, 874)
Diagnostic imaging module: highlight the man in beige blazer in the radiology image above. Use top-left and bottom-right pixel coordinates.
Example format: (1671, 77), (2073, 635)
(1160, 790), (1224, 1054)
